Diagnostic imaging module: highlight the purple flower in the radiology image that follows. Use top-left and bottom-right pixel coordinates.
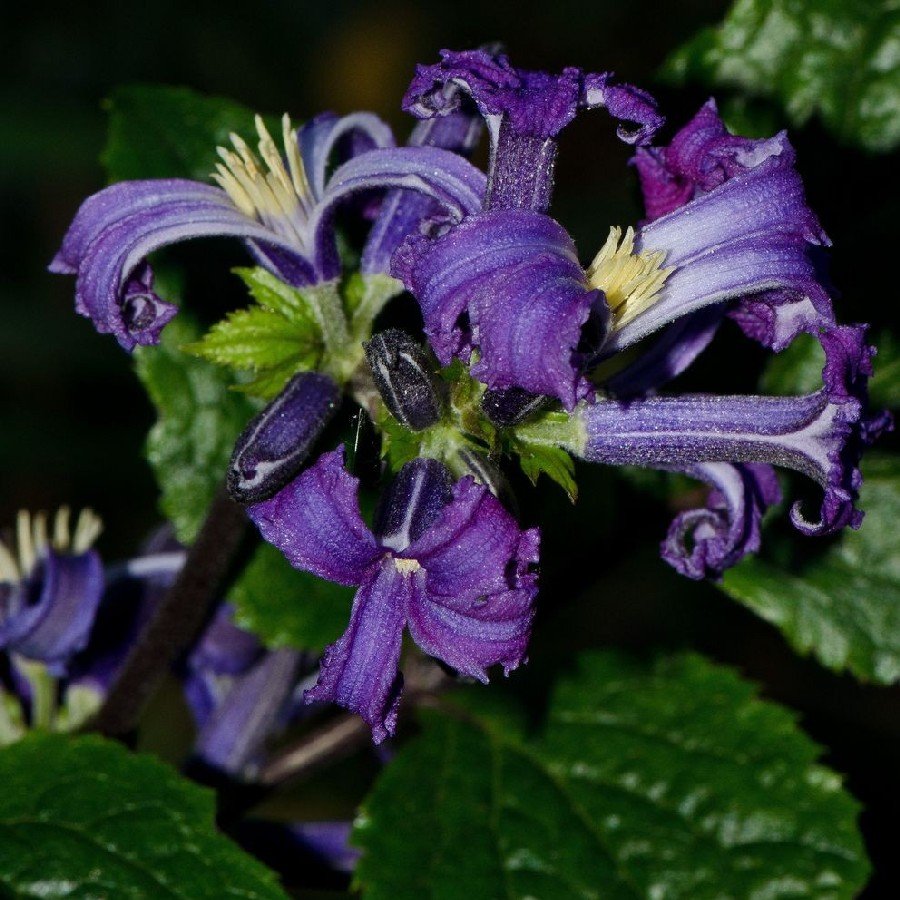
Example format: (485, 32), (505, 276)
(184, 604), (304, 777)
(0, 508), (104, 667)
(393, 51), (834, 411)
(51, 112), (485, 350)
(571, 325), (888, 540)
(247, 449), (539, 742)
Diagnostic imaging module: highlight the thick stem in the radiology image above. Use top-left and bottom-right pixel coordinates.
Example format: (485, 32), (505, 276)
(88, 487), (250, 738)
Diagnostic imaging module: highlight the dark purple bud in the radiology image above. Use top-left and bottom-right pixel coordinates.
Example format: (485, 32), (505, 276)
(481, 386), (549, 427)
(228, 372), (340, 504)
(365, 329), (445, 431)
(374, 458), (453, 551)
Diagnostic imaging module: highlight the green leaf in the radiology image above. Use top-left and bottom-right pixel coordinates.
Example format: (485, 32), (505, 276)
(869, 331), (900, 410)
(663, 0), (900, 152)
(722, 453), (900, 682)
(0, 733), (286, 899)
(135, 319), (256, 543)
(514, 440), (578, 501)
(230, 542), (354, 652)
(103, 85), (276, 182)
(355, 651), (868, 898)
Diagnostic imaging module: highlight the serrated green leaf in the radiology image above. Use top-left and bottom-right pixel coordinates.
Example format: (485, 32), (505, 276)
(355, 650), (868, 899)
(230, 542), (354, 652)
(664, 0), (900, 152)
(103, 85), (278, 183)
(515, 440), (578, 501)
(233, 268), (319, 325)
(722, 454), (900, 682)
(0, 733), (286, 899)
(135, 319), (256, 543)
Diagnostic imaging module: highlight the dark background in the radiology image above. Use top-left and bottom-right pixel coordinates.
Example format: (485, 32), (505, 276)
(2, 1), (898, 894)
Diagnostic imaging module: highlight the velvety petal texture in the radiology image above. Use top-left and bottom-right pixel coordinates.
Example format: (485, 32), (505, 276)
(251, 452), (539, 741)
(607, 142), (831, 355)
(248, 449), (381, 586)
(661, 462), (781, 580)
(394, 208), (599, 407)
(577, 325), (885, 538)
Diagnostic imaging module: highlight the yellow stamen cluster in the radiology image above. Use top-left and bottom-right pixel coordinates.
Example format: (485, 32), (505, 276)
(212, 114), (314, 240)
(393, 557), (422, 575)
(0, 508), (102, 582)
(586, 226), (673, 328)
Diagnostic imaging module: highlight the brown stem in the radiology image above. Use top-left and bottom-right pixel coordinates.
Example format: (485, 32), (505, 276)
(88, 486), (250, 738)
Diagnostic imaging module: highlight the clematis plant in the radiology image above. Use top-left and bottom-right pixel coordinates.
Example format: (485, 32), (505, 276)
(49, 45), (888, 750)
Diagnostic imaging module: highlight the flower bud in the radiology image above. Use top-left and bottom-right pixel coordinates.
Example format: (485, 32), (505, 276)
(365, 330), (444, 431)
(481, 386), (548, 428)
(228, 372), (340, 503)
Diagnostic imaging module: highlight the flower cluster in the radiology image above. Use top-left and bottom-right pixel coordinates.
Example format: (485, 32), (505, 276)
(52, 47), (889, 740)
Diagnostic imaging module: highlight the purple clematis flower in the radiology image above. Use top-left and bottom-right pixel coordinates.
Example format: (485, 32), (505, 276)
(0, 508), (104, 667)
(569, 325), (889, 541)
(247, 448), (539, 742)
(392, 50), (836, 414)
(51, 111), (485, 350)
(393, 48), (664, 408)
(184, 603), (305, 777)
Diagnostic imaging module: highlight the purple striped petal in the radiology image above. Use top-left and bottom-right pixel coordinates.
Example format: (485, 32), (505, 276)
(54, 181), (313, 349)
(1, 549), (104, 665)
(394, 208), (598, 408)
(298, 112), (396, 200)
(582, 73), (665, 146)
(248, 449), (380, 586)
(577, 384), (870, 537)
(361, 91), (484, 276)
(403, 478), (538, 680)
(305, 559), (408, 743)
(606, 147), (832, 355)
(661, 462), (781, 580)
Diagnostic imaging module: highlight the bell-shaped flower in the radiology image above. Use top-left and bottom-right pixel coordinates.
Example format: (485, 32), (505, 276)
(51, 111), (485, 350)
(247, 449), (539, 742)
(0, 508), (104, 666)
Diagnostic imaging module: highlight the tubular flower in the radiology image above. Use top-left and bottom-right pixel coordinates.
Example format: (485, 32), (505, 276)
(50, 111), (484, 350)
(0, 508), (104, 665)
(247, 449), (539, 742)
(392, 50), (835, 413)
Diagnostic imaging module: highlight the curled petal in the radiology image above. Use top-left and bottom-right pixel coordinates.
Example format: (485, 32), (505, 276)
(632, 99), (785, 221)
(582, 73), (664, 146)
(56, 182), (311, 349)
(248, 449), (380, 586)
(395, 208), (597, 407)
(607, 147), (832, 355)
(661, 462), (781, 581)
(576, 364), (877, 537)
(1, 549), (104, 665)
(404, 479), (538, 680)
(228, 372), (340, 504)
(305, 560), (409, 744)
(299, 112), (396, 200)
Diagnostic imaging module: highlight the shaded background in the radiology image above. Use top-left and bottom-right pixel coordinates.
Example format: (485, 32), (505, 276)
(2, 1), (898, 894)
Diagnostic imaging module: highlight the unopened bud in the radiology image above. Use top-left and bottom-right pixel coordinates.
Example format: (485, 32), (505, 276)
(365, 330), (444, 431)
(228, 372), (339, 503)
(481, 387), (548, 428)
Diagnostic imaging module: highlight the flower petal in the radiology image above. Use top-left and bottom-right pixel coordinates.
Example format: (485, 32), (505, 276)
(661, 462), (781, 581)
(395, 208), (597, 407)
(1, 549), (104, 665)
(248, 449), (380, 586)
(305, 560), (409, 743)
